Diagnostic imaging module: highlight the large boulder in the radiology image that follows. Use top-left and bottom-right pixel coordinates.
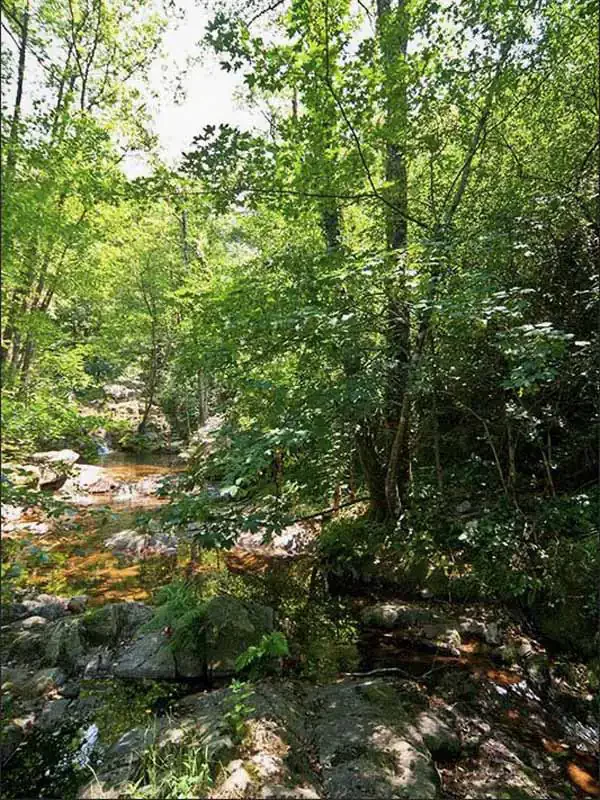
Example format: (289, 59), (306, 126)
(31, 449), (80, 466)
(28, 450), (80, 489)
(113, 632), (177, 680)
(201, 596), (275, 677)
(83, 602), (153, 647)
(44, 617), (85, 672)
(63, 465), (120, 495)
(312, 680), (440, 799)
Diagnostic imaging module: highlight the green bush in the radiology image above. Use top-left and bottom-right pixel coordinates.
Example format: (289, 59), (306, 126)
(318, 515), (395, 588)
(2, 390), (104, 460)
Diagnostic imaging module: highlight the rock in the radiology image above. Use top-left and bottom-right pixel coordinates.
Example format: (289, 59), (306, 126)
(260, 788), (320, 799)
(44, 617), (85, 672)
(68, 596), (89, 614)
(61, 681), (81, 699)
(70, 695), (103, 721)
(1, 602), (29, 624)
(217, 765), (254, 798)
(10, 629), (46, 663)
(1, 503), (25, 523)
(21, 594), (68, 621)
(38, 465), (66, 490)
(103, 383), (138, 402)
(65, 464), (120, 495)
(312, 680), (438, 800)
(79, 724), (162, 797)
(113, 632), (176, 680)
(83, 648), (113, 679)
(0, 722), (24, 766)
(1, 667), (31, 696)
(361, 603), (436, 629)
(201, 596), (275, 676)
(2, 464), (41, 489)
(26, 667), (66, 697)
(31, 449), (80, 466)
(83, 602), (153, 646)
(105, 529), (149, 556)
(38, 698), (71, 730)
(459, 618), (501, 645)
(415, 711), (461, 758)
(18, 615), (49, 630)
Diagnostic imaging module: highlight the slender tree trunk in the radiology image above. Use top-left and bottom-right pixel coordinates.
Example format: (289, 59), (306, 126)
(1, 0), (30, 367)
(377, 0), (411, 515)
(3, 0), (30, 196)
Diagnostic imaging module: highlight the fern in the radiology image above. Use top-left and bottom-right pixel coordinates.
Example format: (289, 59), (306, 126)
(143, 580), (207, 656)
(235, 632), (289, 677)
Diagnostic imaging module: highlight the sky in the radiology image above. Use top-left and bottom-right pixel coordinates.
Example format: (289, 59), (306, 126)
(124, 1), (265, 177)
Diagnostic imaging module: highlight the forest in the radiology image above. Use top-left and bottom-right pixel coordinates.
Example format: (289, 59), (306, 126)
(1, 0), (598, 798)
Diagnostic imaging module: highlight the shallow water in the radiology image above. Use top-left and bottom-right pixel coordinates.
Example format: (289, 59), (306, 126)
(4, 451), (188, 603)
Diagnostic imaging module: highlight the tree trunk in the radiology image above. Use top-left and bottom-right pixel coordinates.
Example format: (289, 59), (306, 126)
(377, 0), (411, 516)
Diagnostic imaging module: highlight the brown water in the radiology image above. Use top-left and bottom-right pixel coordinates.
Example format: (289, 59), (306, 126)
(4, 452), (188, 604)
(65, 451), (186, 509)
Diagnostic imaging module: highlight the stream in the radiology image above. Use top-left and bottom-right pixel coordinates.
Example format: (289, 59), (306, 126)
(3, 450), (186, 605)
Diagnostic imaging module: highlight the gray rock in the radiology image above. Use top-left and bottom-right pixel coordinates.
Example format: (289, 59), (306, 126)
(61, 681), (81, 699)
(1, 666), (31, 696)
(312, 680), (438, 800)
(44, 617), (85, 672)
(83, 648), (113, 679)
(10, 629), (46, 663)
(27, 667), (66, 697)
(38, 698), (71, 730)
(415, 711), (461, 758)
(260, 788), (320, 799)
(2, 464), (41, 489)
(22, 594), (68, 621)
(361, 603), (436, 629)
(218, 765), (254, 798)
(70, 695), (103, 720)
(38, 465), (65, 490)
(105, 529), (149, 556)
(18, 615), (48, 630)
(31, 449), (80, 466)
(83, 602), (153, 646)
(1, 602), (29, 624)
(68, 596), (89, 614)
(65, 464), (120, 495)
(113, 632), (176, 680)
(103, 384), (138, 402)
(0, 722), (24, 766)
(202, 595), (275, 675)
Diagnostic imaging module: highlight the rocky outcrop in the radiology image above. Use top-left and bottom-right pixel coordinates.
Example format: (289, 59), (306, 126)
(104, 528), (178, 559)
(82, 601), (152, 647)
(361, 601), (505, 656)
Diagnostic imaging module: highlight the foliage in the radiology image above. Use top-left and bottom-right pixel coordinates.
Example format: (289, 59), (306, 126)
(143, 579), (207, 657)
(222, 680), (255, 745)
(318, 515), (395, 588)
(127, 735), (213, 799)
(81, 679), (178, 745)
(235, 631), (289, 678)
(0, 718), (98, 800)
